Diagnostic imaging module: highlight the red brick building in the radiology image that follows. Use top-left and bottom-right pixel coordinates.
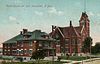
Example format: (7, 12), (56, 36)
(50, 12), (90, 56)
(3, 29), (55, 60)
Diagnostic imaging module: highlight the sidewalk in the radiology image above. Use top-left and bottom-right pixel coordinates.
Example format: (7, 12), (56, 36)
(62, 58), (100, 64)
(82, 58), (100, 64)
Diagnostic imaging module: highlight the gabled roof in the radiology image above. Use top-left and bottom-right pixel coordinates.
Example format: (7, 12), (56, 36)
(4, 30), (54, 43)
(74, 26), (83, 35)
(60, 26), (80, 38)
(59, 27), (70, 38)
(51, 26), (83, 38)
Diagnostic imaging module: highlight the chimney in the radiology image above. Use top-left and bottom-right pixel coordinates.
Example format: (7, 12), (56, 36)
(70, 20), (72, 27)
(52, 25), (56, 32)
(20, 31), (23, 35)
(23, 29), (28, 34)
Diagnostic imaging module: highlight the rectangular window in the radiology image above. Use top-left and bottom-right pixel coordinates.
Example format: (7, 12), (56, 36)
(19, 50), (22, 54)
(72, 39), (75, 45)
(5, 50), (7, 51)
(4, 44), (7, 48)
(21, 42), (23, 47)
(29, 49), (32, 55)
(12, 50), (16, 54)
(17, 49), (19, 55)
(8, 49), (10, 51)
(4, 46), (6, 48)
(78, 39), (81, 45)
(29, 42), (32, 46)
(17, 44), (19, 46)
(65, 39), (69, 45)
(4, 53), (6, 55)
(8, 44), (10, 48)
(24, 49), (27, 54)
(65, 48), (69, 53)
(44, 42), (49, 47)
(71, 39), (77, 45)
(21, 50), (23, 55)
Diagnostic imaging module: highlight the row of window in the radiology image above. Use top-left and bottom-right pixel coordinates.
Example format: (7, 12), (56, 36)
(17, 42), (33, 47)
(60, 47), (82, 53)
(16, 49), (32, 55)
(4, 49), (33, 55)
(65, 39), (81, 45)
(4, 42), (33, 48)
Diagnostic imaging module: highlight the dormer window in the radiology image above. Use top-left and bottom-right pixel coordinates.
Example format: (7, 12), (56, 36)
(24, 35), (31, 40)
(41, 34), (49, 39)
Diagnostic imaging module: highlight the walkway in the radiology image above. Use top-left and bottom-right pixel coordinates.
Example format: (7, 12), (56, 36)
(62, 58), (100, 64)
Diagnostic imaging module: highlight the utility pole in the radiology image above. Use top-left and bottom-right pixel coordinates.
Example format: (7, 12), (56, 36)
(52, 41), (55, 64)
(90, 42), (91, 55)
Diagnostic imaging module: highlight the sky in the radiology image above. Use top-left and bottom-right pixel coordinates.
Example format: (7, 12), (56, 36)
(0, 0), (100, 46)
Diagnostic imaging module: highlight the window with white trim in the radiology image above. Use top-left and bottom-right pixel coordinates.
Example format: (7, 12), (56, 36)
(29, 42), (32, 46)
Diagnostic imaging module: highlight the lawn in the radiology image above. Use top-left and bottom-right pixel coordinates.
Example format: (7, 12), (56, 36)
(1, 61), (64, 64)
(61, 56), (89, 61)
(1, 62), (33, 64)
(1, 61), (82, 64)
(0, 57), (12, 60)
(1, 56), (94, 64)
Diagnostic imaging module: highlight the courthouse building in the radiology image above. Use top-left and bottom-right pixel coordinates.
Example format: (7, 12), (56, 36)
(50, 12), (90, 56)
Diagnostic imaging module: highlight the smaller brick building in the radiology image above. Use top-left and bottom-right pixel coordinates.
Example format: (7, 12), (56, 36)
(3, 29), (55, 59)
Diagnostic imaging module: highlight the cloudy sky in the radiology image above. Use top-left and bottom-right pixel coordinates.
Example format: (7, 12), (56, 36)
(0, 0), (100, 46)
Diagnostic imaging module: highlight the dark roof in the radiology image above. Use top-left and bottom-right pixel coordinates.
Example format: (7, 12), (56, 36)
(51, 26), (82, 38)
(74, 26), (83, 35)
(59, 26), (80, 38)
(4, 30), (54, 43)
(4, 34), (23, 43)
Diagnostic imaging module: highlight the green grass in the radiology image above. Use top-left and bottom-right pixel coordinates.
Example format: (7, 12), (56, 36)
(1, 62), (33, 64)
(1, 61), (81, 64)
(61, 56), (88, 61)
(1, 61), (65, 64)
(1, 56), (94, 64)
(0, 57), (12, 60)
(1, 61), (83, 64)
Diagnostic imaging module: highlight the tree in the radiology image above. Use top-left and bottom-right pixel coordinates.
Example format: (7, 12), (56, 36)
(91, 43), (100, 54)
(31, 49), (46, 64)
(82, 37), (92, 53)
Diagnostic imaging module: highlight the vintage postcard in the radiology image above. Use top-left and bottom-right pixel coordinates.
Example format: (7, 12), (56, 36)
(0, 0), (100, 64)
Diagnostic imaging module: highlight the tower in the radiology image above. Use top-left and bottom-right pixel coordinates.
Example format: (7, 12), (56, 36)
(79, 12), (90, 36)
(79, 0), (90, 36)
